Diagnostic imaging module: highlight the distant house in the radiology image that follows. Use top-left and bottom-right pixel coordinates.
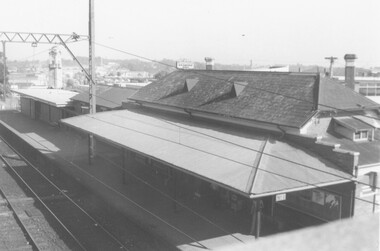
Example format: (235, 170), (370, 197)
(60, 68), (380, 241)
(70, 86), (138, 114)
(8, 72), (47, 89)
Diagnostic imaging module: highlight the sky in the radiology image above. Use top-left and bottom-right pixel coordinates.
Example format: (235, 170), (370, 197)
(0, 0), (379, 68)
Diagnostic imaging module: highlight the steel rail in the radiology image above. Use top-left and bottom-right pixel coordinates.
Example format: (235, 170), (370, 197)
(0, 136), (129, 251)
(0, 157), (44, 251)
(0, 137), (88, 251)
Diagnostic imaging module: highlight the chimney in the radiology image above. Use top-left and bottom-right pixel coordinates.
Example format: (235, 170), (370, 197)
(205, 57), (214, 70)
(344, 54), (357, 89)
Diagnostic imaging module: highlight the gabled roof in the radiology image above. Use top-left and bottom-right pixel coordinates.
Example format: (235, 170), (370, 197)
(61, 108), (352, 196)
(318, 78), (380, 111)
(71, 86), (137, 109)
(130, 70), (318, 128)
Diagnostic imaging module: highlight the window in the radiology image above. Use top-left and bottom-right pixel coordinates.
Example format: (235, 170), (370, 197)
(354, 130), (368, 141)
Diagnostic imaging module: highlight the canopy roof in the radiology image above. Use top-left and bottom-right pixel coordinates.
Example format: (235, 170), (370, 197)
(13, 89), (77, 107)
(61, 109), (352, 196)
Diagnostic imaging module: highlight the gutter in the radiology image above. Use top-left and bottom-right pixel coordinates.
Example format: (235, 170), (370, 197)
(249, 178), (353, 199)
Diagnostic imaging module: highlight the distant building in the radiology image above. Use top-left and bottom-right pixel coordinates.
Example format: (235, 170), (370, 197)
(336, 54), (380, 104)
(250, 65), (289, 72)
(48, 46), (63, 89)
(176, 60), (195, 70)
(8, 72), (47, 89)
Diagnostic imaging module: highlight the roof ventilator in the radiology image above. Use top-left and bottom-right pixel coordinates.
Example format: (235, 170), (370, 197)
(233, 81), (248, 96)
(185, 78), (199, 91)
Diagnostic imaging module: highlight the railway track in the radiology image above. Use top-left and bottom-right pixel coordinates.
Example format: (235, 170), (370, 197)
(0, 136), (172, 251)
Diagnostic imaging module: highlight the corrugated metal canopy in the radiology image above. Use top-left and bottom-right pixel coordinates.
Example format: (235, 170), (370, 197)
(61, 109), (352, 196)
(13, 89), (77, 107)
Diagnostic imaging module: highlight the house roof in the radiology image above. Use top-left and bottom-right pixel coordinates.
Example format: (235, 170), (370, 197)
(318, 78), (380, 111)
(333, 117), (374, 132)
(130, 70), (318, 128)
(322, 135), (380, 167)
(71, 86), (137, 109)
(13, 88), (77, 107)
(61, 108), (352, 197)
(130, 70), (380, 128)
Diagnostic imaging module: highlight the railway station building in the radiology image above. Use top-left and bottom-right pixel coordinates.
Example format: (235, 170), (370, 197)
(59, 70), (380, 239)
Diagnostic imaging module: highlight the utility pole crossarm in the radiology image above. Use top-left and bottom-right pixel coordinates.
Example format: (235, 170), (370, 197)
(0, 31), (88, 44)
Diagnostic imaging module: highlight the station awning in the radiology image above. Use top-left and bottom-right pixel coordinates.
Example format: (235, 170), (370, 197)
(61, 109), (353, 197)
(13, 89), (77, 107)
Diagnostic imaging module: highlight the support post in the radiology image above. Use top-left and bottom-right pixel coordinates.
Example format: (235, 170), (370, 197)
(256, 202), (262, 238)
(89, 0), (96, 114)
(2, 41), (6, 100)
(88, 0), (96, 164)
(88, 134), (94, 165)
(250, 199), (263, 238)
(122, 148), (126, 185)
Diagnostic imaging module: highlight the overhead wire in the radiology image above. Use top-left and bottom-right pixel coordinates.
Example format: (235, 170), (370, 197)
(4, 96), (376, 249)
(10, 131), (208, 249)
(60, 105), (379, 217)
(5, 41), (377, 246)
(73, 111), (378, 206)
(68, 76), (380, 191)
(68, 41), (379, 190)
(0, 136), (130, 250)
(59, 105), (379, 206)
(0, 139), (88, 251)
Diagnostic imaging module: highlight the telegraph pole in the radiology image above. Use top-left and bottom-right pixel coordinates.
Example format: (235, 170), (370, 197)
(88, 0), (96, 164)
(89, 0), (96, 114)
(2, 41), (6, 99)
(325, 56), (337, 78)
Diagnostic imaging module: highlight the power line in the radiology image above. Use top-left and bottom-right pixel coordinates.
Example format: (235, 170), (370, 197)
(6, 126), (208, 248)
(6, 114), (376, 249)
(0, 140), (87, 251)
(79, 112), (379, 204)
(3, 105), (376, 249)
(60, 104), (380, 203)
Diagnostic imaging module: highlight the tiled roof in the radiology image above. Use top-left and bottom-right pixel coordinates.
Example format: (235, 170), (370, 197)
(72, 86), (137, 109)
(130, 70), (380, 128)
(130, 70), (318, 128)
(318, 78), (380, 111)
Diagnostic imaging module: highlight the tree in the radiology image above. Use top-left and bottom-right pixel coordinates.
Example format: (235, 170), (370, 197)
(0, 62), (10, 96)
(154, 70), (169, 80)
